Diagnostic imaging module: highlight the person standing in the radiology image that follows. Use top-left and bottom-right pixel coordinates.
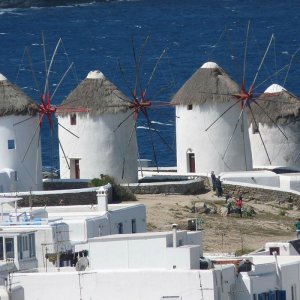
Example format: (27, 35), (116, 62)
(211, 171), (216, 191)
(226, 201), (232, 215)
(215, 176), (223, 197)
(295, 219), (300, 239)
(236, 196), (243, 217)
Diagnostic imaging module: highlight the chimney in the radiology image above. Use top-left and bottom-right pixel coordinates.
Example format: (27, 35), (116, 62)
(172, 224), (178, 248)
(96, 183), (112, 212)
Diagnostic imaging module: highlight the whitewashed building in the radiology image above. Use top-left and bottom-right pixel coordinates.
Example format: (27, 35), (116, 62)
(4, 227), (300, 300)
(171, 62), (253, 175)
(249, 83), (300, 168)
(57, 70), (138, 183)
(0, 185), (146, 271)
(0, 74), (42, 192)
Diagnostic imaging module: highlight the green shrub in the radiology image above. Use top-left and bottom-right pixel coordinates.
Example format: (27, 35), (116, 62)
(89, 175), (136, 202)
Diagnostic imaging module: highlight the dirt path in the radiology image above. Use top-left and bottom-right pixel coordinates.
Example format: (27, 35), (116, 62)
(132, 191), (300, 253)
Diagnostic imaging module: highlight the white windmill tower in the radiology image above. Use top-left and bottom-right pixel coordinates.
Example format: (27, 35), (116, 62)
(171, 62), (253, 175)
(249, 83), (300, 168)
(0, 73), (42, 192)
(56, 70), (138, 183)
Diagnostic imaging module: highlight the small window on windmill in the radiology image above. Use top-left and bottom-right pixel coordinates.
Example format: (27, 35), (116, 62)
(252, 122), (259, 134)
(187, 104), (193, 110)
(14, 171), (18, 181)
(70, 114), (76, 125)
(8, 139), (15, 150)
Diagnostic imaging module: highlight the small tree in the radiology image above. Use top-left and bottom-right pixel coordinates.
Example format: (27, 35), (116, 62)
(90, 174), (136, 202)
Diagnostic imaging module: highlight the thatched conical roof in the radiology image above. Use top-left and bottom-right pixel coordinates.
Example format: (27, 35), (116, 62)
(58, 70), (131, 115)
(171, 62), (240, 105)
(248, 84), (300, 125)
(0, 74), (38, 117)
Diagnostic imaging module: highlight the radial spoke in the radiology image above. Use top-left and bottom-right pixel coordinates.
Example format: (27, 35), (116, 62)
(113, 111), (135, 132)
(253, 100), (288, 140)
(50, 125), (54, 182)
(207, 26), (227, 61)
(241, 115), (248, 170)
(283, 46), (300, 87)
(13, 116), (35, 127)
(144, 115), (175, 153)
(44, 37), (63, 96)
(137, 146), (144, 179)
(136, 35), (150, 96)
(35, 131), (41, 186)
(59, 137), (70, 170)
(131, 36), (139, 95)
(121, 121), (137, 179)
(53, 120), (72, 170)
(60, 38), (79, 83)
(205, 100), (241, 131)
(58, 122), (80, 138)
(143, 48), (167, 99)
(142, 110), (159, 173)
(249, 106), (272, 165)
(252, 64), (289, 93)
(151, 82), (174, 99)
(42, 32), (49, 96)
(243, 20), (251, 84)
(51, 62), (74, 101)
(16, 46), (41, 95)
(55, 123), (70, 170)
(22, 119), (41, 162)
(118, 59), (136, 99)
(111, 90), (132, 104)
(223, 105), (246, 160)
(251, 34), (274, 88)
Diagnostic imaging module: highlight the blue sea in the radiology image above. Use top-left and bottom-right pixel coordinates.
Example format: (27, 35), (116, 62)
(1, 0), (300, 169)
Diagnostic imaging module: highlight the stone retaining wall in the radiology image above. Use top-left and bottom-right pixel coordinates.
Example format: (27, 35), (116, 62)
(43, 181), (90, 190)
(18, 191), (97, 207)
(222, 183), (300, 209)
(128, 177), (206, 195)
(19, 177), (207, 207)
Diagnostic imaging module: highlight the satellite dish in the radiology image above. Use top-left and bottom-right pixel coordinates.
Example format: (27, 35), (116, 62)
(75, 257), (89, 271)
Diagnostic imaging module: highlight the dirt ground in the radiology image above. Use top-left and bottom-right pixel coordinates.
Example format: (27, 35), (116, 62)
(131, 191), (300, 254)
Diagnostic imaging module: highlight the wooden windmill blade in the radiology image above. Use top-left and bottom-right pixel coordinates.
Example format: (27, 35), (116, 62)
(114, 36), (176, 178)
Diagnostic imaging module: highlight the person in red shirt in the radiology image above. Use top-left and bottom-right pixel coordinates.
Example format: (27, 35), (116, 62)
(236, 196), (243, 217)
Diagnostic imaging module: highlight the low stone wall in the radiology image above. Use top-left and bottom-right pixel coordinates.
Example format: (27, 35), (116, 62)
(127, 177), (206, 195)
(222, 182), (300, 209)
(18, 190), (97, 207)
(43, 180), (90, 190)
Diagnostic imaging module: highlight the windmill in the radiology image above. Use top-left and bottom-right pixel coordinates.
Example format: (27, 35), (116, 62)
(14, 35), (82, 186)
(113, 36), (176, 178)
(248, 83), (300, 168)
(171, 23), (295, 175)
(0, 73), (42, 192)
(171, 61), (253, 175)
(56, 70), (139, 183)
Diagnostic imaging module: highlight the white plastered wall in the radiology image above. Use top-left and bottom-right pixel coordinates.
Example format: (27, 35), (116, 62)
(0, 115), (42, 192)
(176, 102), (253, 175)
(58, 112), (138, 183)
(250, 122), (300, 168)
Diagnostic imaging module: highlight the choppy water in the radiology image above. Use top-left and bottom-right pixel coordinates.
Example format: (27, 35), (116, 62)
(1, 0), (300, 169)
